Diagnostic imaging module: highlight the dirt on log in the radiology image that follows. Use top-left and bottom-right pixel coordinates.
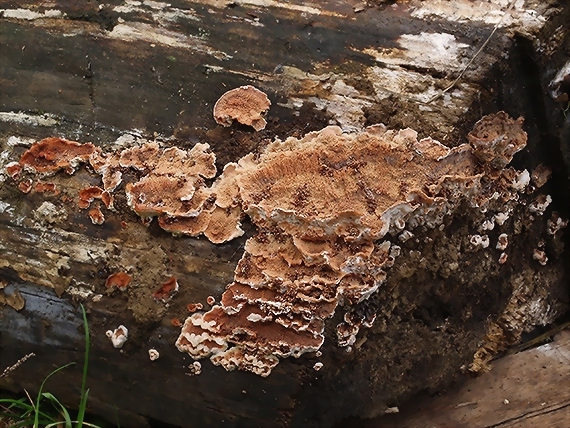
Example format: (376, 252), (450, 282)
(0, 1), (569, 427)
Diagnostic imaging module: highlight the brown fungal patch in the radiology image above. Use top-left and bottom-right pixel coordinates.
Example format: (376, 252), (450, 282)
(531, 164), (552, 188)
(19, 137), (97, 175)
(105, 272), (132, 289)
(213, 85), (271, 131)
(153, 276), (179, 302)
(187, 302), (203, 313)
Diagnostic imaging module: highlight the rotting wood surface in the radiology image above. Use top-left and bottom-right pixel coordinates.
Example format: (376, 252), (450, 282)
(0, 1), (569, 427)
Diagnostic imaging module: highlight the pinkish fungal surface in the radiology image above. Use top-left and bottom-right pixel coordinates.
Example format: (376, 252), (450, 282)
(18, 179), (33, 194)
(5, 161), (22, 180)
(5, 111), (560, 378)
(34, 181), (58, 194)
(187, 302), (204, 313)
(213, 85), (271, 131)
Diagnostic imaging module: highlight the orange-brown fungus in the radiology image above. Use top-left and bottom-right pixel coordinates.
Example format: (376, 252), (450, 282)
(177, 112), (533, 377)
(101, 191), (114, 209)
(187, 303), (204, 313)
(213, 85), (271, 131)
(79, 186), (104, 209)
(20, 137), (97, 175)
(34, 181), (58, 194)
(88, 206), (105, 225)
(153, 276), (179, 302)
(171, 318), (182, 327)
(18, 179), (33, 194)
(105, 272), (132, 289)
(5, 162), (22, 180)
(5, 113), (537, 378)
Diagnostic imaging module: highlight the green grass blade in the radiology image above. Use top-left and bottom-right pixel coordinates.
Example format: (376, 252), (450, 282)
(33, 362), (75, 428)
(42, 392), (72, 428)
(76, 303), (90, 428)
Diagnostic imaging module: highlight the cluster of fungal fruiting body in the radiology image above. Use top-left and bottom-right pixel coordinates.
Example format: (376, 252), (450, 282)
(5, 107), (566, 376)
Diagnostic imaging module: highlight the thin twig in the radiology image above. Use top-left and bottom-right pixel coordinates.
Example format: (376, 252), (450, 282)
(24, 389), (35, 411)
(426, 0), (517, 104)
(0, 353), (36, 379)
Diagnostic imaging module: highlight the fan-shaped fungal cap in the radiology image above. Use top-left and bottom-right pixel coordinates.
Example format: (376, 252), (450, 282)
(78, 186), (104, 209)
(213, 85), (271, 131)
(5, 162), (22, 179)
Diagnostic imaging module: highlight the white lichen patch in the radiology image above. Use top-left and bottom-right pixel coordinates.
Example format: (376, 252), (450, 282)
(362, 32), (470, 73)
(366, 65), (473, 113)
(0, 8), (64, 20)
(107, 22), (232, 60)
(410, 0), (546, 33)
(0, 112), (59, 127)
(65, 285), (94, 300)
(306, 80), (373, 131)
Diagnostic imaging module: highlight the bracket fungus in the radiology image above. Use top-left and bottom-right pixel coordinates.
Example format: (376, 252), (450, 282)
(213, 85), (271, 131)
(5, 111), (565, 378)
(172, 111), (557, 377)
(148, 349), (160, 361)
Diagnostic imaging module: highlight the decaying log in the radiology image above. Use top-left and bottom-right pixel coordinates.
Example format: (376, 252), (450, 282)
(0, 1), (569, 427)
